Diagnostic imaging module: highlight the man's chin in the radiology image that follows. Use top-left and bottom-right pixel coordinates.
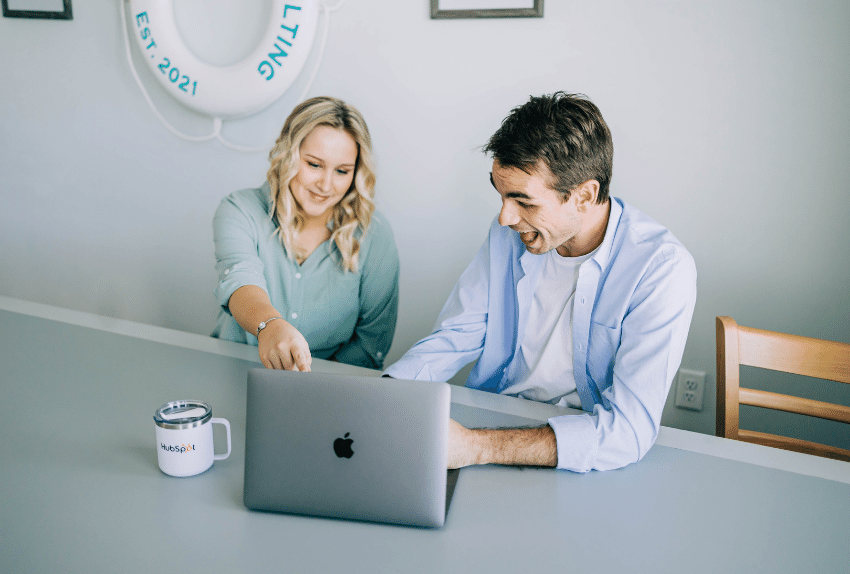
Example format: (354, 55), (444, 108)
(524, 245), (548, 255)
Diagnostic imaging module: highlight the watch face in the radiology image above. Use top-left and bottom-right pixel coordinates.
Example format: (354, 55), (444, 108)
(257, 317), (281, 336)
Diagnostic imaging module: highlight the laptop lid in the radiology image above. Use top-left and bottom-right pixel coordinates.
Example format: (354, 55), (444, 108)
(244, 369), (452, 528)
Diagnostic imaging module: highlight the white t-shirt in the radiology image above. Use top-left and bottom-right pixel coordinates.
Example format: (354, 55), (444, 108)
(506, 247), (596, 408)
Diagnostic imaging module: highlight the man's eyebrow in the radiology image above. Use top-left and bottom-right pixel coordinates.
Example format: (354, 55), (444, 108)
(489, 173), (533, 200)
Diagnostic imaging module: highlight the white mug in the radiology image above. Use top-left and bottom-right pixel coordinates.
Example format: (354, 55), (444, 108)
(153, 400), (231, 477)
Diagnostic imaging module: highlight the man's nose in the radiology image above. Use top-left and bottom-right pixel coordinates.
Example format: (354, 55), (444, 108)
(498, 201), (519, 227)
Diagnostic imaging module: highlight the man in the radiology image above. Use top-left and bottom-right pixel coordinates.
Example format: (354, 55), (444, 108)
(384, 93), (697, 472)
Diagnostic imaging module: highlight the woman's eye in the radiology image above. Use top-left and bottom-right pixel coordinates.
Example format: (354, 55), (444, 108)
(336, 169), (350, 175)
(307, 162), (320, 168)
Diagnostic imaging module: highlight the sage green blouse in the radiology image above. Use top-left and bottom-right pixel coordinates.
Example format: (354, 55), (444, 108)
(211, 184), (399, 369)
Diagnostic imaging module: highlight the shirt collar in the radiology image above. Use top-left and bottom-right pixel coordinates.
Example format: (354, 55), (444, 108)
(589, 197), (622, 271)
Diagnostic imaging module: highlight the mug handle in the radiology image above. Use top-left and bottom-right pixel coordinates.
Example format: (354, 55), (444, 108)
(211, 418), (231, 461)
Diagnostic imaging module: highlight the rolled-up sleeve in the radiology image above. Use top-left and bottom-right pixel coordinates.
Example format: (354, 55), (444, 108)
(333, 215), (400, 370)
(548, 246), (697, 472)
(212, 193), (270, 313)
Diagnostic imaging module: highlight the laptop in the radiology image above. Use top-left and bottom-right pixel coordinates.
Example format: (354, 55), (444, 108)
(243, 368), (455, 528)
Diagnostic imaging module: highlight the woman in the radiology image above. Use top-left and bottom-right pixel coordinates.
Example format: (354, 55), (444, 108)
(212, 97), (399, 371)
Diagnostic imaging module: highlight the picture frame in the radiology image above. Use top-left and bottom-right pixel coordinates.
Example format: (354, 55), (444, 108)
(2, 0), (72, 20)
(430, 0), (543, 19)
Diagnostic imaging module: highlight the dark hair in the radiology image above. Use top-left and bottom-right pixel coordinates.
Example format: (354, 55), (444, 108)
(484, 92), (613, 204)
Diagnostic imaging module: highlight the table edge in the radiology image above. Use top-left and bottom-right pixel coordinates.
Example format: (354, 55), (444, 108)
(3, 295), (848, 484)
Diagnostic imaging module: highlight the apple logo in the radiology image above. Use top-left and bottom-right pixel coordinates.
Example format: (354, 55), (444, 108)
(333, 432), (354, 458)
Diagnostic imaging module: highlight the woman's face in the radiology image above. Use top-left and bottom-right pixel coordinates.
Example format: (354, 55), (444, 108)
(289, 125), (359, 223)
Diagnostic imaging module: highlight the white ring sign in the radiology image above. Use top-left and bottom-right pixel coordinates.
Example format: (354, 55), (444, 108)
(127, 1), (319, 119)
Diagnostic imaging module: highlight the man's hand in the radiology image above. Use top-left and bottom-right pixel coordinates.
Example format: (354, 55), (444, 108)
(447, 418), (558, 469)
(257, 318), (312, 371)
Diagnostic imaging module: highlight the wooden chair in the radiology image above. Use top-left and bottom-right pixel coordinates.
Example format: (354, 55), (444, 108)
(716, 316), (850, 462)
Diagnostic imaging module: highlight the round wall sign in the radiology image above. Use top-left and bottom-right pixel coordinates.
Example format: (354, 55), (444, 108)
(126, 0), (319, 119)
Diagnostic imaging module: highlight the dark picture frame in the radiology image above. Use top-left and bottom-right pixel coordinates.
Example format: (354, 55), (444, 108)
(431, 0), (543, 19)
(2, 0), (72, 20)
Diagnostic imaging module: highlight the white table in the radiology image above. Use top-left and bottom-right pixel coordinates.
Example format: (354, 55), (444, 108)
(1, 296), (848, 573)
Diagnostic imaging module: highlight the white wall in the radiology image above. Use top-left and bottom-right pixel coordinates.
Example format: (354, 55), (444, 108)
(2, 1), (848, 443)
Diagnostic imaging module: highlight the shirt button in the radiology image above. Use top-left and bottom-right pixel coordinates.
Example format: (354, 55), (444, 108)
(224, 268), (230, 275)
(295, 273), (301, 279)
(291, 313), (297, 319)
(581, 297), (586, 304)
(377, 352), (383, 358)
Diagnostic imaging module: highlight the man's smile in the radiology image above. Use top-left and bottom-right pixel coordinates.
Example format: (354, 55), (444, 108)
(513, 228), (539, 245)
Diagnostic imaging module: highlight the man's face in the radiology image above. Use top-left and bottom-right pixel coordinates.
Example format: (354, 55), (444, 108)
(491, 160), (584, 256)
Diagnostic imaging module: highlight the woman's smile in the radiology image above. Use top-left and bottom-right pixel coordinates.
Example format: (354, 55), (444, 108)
(308, 190), (333, 202)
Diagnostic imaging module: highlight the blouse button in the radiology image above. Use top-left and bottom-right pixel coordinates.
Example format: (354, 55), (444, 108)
(291, 313), (298, 319)
(295, 273), (301, 279)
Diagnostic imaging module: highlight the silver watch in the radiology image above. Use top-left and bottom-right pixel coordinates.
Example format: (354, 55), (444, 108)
(256, 317), (283, 337)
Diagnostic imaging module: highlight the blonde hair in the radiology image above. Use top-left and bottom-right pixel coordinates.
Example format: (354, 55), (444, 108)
(267, 96), (376, 272)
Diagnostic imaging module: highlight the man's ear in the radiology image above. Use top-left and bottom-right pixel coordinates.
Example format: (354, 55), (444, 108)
(574, 180), (600, 211)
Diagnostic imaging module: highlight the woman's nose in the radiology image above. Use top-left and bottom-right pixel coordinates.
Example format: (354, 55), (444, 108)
(317, 170), (332, 192)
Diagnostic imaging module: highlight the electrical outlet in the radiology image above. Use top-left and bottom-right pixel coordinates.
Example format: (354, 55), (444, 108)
(675, 369), (705, 411)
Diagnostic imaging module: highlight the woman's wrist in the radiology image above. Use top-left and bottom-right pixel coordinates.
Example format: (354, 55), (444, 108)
(256, 316), (284, 337)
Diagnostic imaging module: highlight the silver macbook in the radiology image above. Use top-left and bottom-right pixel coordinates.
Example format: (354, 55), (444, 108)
(243, 368), (454, 528)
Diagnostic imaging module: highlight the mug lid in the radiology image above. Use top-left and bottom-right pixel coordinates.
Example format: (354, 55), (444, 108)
(154, 400), (212, 429)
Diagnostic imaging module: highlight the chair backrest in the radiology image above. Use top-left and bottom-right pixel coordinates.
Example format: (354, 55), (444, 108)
(716, 316), (850, 462)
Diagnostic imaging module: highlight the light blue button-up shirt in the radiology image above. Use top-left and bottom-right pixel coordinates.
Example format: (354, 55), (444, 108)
(384, 198), (697, 472)
(212, 185), (400, 370)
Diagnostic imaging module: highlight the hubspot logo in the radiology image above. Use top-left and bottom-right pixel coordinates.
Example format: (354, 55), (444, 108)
(161, 443), (196, 454)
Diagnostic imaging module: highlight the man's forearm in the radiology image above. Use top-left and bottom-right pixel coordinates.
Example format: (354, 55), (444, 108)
(449, 420), (557, 468)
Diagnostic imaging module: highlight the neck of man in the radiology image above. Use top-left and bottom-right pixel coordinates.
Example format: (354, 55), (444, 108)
(555, 199), (611, 258)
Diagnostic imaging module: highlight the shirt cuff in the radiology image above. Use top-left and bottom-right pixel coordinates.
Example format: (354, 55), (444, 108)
(547, 413), (599, 473)
(383, 359), (433, 381)
(214, 262), (269, 310)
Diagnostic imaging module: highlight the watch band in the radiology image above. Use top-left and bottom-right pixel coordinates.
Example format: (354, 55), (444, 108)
(256, 317), (283, 337)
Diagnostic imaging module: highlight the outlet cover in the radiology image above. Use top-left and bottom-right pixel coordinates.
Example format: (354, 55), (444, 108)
(675, 369), (705, 411)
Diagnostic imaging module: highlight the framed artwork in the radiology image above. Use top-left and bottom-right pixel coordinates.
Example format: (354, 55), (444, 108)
(2, 0), (72, 20)
(431, 0), (543, 19)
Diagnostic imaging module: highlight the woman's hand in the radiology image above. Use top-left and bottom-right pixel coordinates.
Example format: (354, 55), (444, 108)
(226, 285), (313, 371)
(257, 318), (312, 371)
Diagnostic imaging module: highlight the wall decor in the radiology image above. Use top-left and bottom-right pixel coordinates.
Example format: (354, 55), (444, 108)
(2, 0), (72, 20)
(431, 0), (542, 19)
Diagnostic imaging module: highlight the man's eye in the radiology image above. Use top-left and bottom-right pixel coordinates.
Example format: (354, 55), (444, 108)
(517, 202), (531, 209)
